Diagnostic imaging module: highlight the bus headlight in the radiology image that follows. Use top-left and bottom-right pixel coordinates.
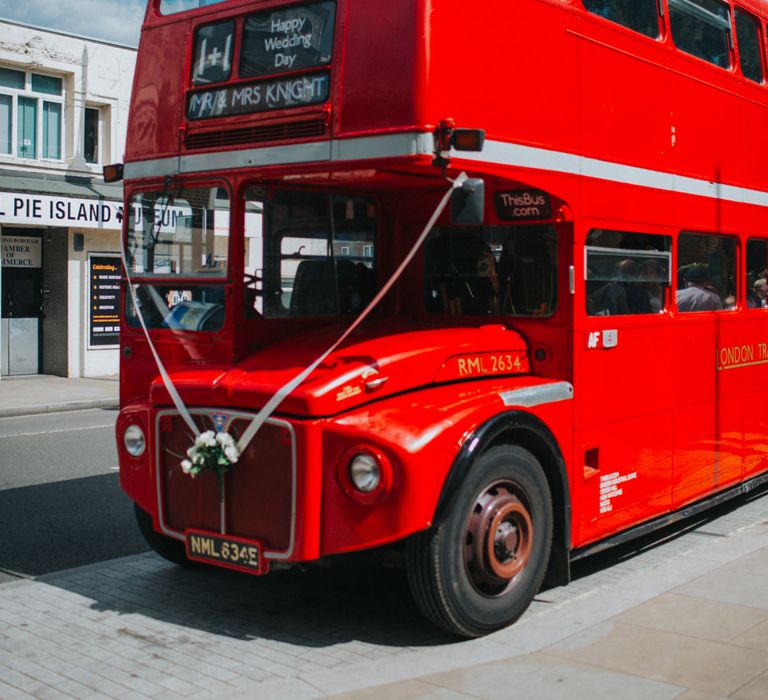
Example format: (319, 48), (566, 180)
(349, 452), (381, 493)
(124, 424), (146, 457)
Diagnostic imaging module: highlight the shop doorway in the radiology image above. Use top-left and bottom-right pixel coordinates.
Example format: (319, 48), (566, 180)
(1, 231), (43, 375)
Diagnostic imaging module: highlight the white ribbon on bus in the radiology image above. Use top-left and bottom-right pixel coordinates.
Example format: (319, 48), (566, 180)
(121, 172), (468, 459)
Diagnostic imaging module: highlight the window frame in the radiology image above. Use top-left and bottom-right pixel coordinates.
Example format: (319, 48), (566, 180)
(668, 0), (734, 70)
(585, 229), (673, 317)
(676, 230), (737, 313)
(581, 0), (662, 39)
(734, 6), (765, 83)
(0, 66), (65, 162)
(84, 105), (102, 165)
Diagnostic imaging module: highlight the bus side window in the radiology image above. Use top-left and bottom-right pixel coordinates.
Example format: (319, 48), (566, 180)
(676, 232), (736, 312)
(746, 238), (768, 308)
(586, 229), (671, 316)
(668, 0), (732, 69)
(582, 0), (660, 39)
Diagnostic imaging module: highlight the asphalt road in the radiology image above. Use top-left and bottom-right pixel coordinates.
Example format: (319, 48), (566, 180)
(0, 408), (149, 581)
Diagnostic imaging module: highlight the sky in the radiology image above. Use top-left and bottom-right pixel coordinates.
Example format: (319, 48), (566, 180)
(0, 0), (147, 47)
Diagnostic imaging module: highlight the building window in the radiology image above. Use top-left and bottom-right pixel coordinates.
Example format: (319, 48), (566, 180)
(84, 107), (100, 163)
(0, 66), (64, 161)
(0, 94), (10, 153)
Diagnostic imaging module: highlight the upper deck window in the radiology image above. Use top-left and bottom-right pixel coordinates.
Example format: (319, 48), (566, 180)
(735, 8), (764, 83)
(240, 1), (336, 78)
(669, 0), (732, 68)
(191, 20), (235, 85)
(582, 0), (661, 38)
(0, 67), (64, 160)
(159, 0), (229, 15)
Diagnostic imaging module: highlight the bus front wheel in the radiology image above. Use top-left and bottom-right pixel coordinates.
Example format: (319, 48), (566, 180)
(407, 445), (553, 638)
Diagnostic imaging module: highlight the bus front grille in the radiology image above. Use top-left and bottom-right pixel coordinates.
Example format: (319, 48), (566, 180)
(156, 410), (296, 559)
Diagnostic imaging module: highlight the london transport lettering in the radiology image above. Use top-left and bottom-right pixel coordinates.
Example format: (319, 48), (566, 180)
(717, 342), (768, 371)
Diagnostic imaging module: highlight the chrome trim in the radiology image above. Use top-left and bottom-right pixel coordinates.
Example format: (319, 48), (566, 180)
(123, 132), (768, 211)
(500, 381), (574, 408)
(154, 408), (297, 561)
(123, 132), (432, 180)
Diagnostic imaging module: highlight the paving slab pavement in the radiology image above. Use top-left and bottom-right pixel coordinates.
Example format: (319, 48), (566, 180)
(1, 485), (767, 699)
(0, 375), (118, 417)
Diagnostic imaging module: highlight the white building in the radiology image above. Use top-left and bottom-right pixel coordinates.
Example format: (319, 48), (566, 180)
(0, 18), (136, 378)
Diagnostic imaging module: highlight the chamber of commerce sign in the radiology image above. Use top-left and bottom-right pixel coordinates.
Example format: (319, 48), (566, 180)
(1, 235), (42, 268)
(0, 192), (123, 228)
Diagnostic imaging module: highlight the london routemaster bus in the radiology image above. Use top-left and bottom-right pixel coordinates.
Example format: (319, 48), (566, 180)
(111, 0), (768, 637)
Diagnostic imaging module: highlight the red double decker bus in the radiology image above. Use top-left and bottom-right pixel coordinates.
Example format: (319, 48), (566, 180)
(112, 0), (768, 637)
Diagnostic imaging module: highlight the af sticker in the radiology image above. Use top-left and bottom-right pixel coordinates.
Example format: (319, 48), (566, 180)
(586, 329), (618, 350)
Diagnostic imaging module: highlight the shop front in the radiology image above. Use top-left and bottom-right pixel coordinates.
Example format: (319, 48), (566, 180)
(0, 183), (123, 377)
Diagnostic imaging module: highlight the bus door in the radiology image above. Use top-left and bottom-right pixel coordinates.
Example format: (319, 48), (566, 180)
(673, 232), (743, 507)
(1, 231), (43, 376)
(575, 229), (674, 544)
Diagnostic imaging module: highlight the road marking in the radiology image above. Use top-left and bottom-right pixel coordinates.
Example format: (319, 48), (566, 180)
(0, 424), (114, 439)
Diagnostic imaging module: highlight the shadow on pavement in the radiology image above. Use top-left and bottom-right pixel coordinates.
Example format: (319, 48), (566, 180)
(0, 474), (149, 577)
(40, 549), (456, 648)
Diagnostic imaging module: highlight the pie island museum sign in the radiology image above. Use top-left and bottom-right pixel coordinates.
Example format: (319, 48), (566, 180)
(0, 192), (123, 228)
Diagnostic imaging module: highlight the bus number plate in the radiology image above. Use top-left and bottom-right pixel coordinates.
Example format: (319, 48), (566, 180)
(186, 530), (265, 574)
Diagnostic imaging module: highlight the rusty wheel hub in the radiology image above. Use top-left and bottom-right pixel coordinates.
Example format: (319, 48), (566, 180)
(465, 481), (533, 595)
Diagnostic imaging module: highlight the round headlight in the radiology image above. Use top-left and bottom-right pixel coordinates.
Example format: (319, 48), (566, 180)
(124, 424), (146, 457)
(349, 452), (381, 493)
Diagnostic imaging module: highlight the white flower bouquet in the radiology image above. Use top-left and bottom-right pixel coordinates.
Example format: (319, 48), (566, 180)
(181, 430), (240, 479)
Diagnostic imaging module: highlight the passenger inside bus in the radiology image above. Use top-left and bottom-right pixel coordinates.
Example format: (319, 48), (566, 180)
(590, 259), (651, 315)
(425, 230), (500, 316)
(676, 267), (723, 312)
(425, 226), (557, 317)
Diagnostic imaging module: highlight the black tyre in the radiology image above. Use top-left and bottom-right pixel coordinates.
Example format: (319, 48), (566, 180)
(407, 445), (553, 637)
(134, 504), (198, 568)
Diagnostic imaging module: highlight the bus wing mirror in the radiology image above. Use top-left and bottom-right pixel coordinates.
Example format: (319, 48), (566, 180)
(103, 163), (124, 183)
(451, 178), (485, 225)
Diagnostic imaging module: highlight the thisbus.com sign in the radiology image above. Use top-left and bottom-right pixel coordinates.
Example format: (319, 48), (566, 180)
(187, 72), (329, 119)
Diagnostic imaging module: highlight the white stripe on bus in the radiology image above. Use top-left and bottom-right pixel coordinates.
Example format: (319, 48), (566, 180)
(122, 132), (768, 209)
